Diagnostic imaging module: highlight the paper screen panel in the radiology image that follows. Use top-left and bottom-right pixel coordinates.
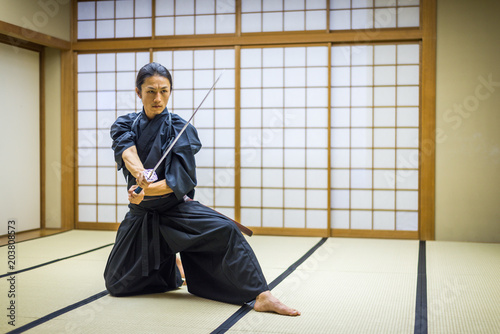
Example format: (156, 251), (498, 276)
(330, 0), (420, 30)
(153, 49), (236, 212)
(241, 0), (327, 33)
(240, 46), (329, 230)
(155, 0), (235, 36)
(77, 52), (148, 224)
(330, 43), (420, 231)
(77, 0), (153, 39)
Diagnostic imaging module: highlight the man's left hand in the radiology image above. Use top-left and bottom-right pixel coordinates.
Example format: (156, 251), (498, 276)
(128, 185), (145, 204)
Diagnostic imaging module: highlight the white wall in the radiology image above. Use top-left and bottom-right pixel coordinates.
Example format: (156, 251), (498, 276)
(435, 0), (500, 242)
(0, 0), (71, 41)
(0, 0), (69, 231)
(0, 42), (41, 234)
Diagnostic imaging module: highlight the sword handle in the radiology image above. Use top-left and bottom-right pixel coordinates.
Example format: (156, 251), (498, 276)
(133, 170), (157, 194)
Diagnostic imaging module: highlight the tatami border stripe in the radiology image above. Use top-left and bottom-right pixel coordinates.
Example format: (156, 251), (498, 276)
(211, 237), (329, 334)
(0, 243), (114, 278)
(414, 240), (428, 334)
(6, 290), (110, 334)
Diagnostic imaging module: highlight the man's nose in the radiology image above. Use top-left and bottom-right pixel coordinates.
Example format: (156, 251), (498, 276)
(153, 92), (161, 102)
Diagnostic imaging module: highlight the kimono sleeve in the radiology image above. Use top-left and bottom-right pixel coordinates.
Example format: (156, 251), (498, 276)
(110, 113), (139, 171)
(165, 120), (202, 200)
(185, 122), (202, 155)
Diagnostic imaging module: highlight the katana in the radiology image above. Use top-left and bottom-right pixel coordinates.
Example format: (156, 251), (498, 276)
(132, 71), (254, 237)
(134, 70), (224, 195)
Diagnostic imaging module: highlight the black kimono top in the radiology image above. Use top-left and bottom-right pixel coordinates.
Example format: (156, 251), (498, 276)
(110, 108), (202, 200)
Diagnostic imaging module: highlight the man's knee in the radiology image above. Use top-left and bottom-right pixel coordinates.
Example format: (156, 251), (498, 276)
(104, 273), (137, 297)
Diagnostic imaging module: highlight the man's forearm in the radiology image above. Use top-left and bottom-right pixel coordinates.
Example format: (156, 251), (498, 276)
(123, 145), (173, 196)
(122, 146), (144, 179)
(144, 179), (173, 196)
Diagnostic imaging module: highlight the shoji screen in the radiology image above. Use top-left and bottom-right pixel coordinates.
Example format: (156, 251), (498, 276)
(77, 0), (153, 39)
(77, 0), (236, 39)
(241, 0), (327, 32)
(77, 52), (149, 225)
(329, 0), (420, 30)
(330, 43), (420, 232)
(155, 0), (236, 35)
(240, 46), (329, 231)
(77, 49), (235, 224)
(74, 0), (430, 238)
(154, 49), (236, 218)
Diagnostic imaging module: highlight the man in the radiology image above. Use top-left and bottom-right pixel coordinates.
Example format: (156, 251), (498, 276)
(104, 62), (300, 316)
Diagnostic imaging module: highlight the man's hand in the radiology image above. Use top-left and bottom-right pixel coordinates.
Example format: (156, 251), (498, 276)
(135, 170), (152, 191)
(128, 185), (145, 204)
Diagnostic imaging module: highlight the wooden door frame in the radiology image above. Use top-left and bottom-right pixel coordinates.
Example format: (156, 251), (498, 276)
(69, 0), (436, 240)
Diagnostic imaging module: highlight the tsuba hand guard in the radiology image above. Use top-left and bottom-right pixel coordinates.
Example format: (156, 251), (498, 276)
(143, 169), (158, 182)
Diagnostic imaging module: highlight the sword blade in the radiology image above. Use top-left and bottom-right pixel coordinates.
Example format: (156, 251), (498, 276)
(136, 70), (224, 192)
(152, 70), (224, 174)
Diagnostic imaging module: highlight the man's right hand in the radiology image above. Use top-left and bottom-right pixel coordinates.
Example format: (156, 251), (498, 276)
(135, 170), (152, 191)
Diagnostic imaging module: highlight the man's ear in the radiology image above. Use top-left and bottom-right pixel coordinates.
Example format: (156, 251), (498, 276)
(135, 87), (142, 99)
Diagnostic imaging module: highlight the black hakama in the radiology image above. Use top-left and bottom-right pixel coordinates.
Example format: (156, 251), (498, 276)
(104, 109), (269, 305)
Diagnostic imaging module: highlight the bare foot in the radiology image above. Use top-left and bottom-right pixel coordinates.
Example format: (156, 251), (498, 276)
(176, 257), (186, 285)
(254, 291), (300, 316)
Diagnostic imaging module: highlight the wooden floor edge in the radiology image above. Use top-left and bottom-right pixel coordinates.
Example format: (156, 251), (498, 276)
(0, 228), (71, 246)
(72, 225), (417, 239)
(331, 229), (419, 240)
(251, 227), (329, 237)
(77, 222), (120, 231)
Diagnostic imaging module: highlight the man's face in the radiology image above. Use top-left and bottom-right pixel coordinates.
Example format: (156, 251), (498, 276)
(136, 75), (171, 119)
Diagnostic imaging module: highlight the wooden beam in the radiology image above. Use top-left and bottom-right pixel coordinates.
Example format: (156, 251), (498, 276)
(0, 20), (70, 50)
(40, 48), (46, 229)
(0, 33), (42, 52)
(234, 45), (242, 223)
(419, 0), (437, 241)
(60, 49), (75, 230)
(71, 0), (78, 44)
(72, 28), (423, 52)
(327, 43), (332, 235)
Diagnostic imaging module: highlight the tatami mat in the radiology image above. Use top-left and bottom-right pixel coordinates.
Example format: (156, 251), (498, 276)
(0, 246), (111, 332)
(26, 288), (240, 334)
(2, 233), (322, 333)
(4, 231), (498, 334)
(243, 235), (323, 282)
(228, 238), (420, 334)
(0, 230), (116, 273)
(427, 241), (500, 334)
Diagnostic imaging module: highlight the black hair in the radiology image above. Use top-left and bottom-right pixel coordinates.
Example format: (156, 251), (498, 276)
(135, 62), (173, 92)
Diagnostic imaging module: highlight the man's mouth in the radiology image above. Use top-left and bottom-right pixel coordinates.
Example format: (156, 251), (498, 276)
(152, 105), (162, 109)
